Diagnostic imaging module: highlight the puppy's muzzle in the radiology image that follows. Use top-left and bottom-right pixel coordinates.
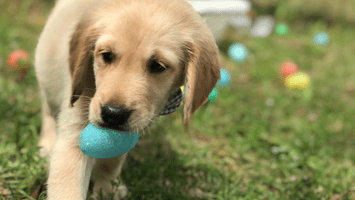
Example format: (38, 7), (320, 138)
(101, 104), (133, 131)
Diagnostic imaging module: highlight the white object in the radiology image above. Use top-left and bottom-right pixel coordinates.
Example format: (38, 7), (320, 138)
(249, 15), (275, 38)
(189, 0), (251, 15)
(188, 0), (251, 42)
(229, 15), (253, 29)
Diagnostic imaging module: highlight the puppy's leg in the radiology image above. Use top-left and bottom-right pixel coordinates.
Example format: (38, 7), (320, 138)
(38, 91), (56, 158)
(91, 153), (129, 200)
(47, 128), (95, 200)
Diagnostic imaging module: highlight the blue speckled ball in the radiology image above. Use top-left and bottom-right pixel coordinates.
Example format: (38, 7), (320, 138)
(228, 43), (248, 62)
(312, 31), (330, 46)
(217, 68), (231, 87)
(79, 124), (140, 158)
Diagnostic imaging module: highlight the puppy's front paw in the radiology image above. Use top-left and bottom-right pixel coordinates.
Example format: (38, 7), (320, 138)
(117, 184), (128, 199)
(91, 179), (128, 200)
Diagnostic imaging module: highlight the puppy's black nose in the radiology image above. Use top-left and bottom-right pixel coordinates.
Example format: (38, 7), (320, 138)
(101, 105), (132, 128)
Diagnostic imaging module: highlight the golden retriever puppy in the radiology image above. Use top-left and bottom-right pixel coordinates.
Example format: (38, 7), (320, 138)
(34, 0), (220, 199)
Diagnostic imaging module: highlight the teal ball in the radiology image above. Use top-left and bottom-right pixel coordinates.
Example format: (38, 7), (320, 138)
(208, 88), (217, 102)
(79, 124), (140, 158)
(217, 69), (231, 87)
(312, 31), (330, 46)
(228, 43), (248, 62)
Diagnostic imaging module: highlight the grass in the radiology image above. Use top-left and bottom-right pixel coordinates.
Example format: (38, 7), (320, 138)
(252, 0), (355, 25)
(1, 0), (355, 199)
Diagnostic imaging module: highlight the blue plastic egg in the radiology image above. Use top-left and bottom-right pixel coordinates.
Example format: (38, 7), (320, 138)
(79, 124), (140, 158)
(228, 43), (248, 62)
(217, 68), (231, 87)
(312, 31), (330, 46)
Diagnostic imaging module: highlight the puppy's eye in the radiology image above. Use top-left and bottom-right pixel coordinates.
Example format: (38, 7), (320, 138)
(102, 52), (113, 64)
(149, 60), (166, 73)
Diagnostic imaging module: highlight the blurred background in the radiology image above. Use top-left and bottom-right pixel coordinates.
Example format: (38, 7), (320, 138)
(0, 0), (354, 199)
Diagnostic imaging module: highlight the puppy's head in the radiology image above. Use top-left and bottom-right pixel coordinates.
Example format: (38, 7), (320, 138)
(69, 0), (220, 133)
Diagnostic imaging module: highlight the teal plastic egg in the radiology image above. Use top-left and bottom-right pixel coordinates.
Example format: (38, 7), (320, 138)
(79, 124), (140, 158)
(208, 88), (217, 102)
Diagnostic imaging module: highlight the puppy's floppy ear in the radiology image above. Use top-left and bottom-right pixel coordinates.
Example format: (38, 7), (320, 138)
(69, 16), (99, 107)
(182, 37), (221, 128)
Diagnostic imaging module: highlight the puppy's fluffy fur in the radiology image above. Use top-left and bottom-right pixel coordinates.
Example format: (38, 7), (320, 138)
(35, 0), (220, 199)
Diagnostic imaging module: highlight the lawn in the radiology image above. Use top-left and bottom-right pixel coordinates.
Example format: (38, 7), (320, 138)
(0, 0), (355, 200)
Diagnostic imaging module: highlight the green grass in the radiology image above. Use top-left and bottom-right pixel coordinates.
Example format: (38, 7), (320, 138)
(1, 0), (355, 199)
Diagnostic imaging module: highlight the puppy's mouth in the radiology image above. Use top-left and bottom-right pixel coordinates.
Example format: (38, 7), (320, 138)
(89, 103), (160, 133)
(93, 117), (157, 133)
(97, 123), (133, 133)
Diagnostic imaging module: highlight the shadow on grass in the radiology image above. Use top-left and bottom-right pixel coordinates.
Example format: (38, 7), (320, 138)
(118, 117), (225, 200)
